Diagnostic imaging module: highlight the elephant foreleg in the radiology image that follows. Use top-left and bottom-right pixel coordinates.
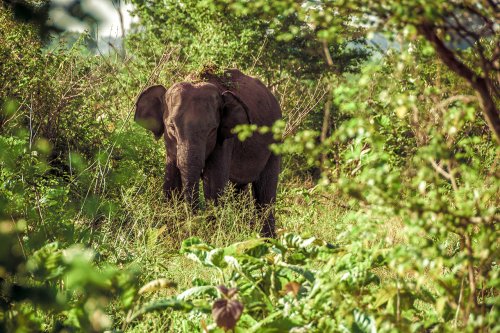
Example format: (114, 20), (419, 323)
(252, 153), (280, 238)
(164, 160), (182, 199)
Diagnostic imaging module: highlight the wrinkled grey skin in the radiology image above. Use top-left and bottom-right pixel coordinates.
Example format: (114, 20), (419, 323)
(134, 69), (282, 237)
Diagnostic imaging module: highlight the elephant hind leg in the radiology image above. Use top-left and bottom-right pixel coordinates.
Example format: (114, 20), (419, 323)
(252, 154), (280, 238)
(233, 183), (249, 195)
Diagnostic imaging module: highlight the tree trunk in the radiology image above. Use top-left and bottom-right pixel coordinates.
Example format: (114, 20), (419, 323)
(320, 88), (332, 169)
(113, 0), (126, 59)
(320, 40), (335, 175)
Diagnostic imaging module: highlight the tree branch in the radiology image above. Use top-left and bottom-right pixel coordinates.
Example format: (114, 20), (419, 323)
(418, 22), (500, 144)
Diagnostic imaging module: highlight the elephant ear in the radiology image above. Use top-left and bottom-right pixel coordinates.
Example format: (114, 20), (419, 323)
(135, 85), (167, 139)
(219, 91), (252, 140)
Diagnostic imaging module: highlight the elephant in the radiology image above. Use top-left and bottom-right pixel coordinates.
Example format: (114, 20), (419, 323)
(134, 69), (282, 237)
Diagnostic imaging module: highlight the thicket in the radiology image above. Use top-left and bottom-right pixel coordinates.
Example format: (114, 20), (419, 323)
(0, 1), (498, 332)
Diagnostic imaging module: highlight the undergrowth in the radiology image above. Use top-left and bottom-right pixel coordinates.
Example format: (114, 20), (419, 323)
(0, 3), (498, 333)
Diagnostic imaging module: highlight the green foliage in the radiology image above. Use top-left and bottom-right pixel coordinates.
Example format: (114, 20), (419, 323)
(269, 40), (499, 331)
(0, 1), (499, 332)
(130, 0), (370, 80)
(0, 222), (139, 332)
(133, 223), (491, 332)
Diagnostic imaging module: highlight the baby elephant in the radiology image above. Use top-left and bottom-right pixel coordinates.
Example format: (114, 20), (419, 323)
(134, 69), (282, 237)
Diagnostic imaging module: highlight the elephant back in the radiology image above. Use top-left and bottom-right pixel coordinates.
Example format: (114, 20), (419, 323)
(206, 69), (282, 128)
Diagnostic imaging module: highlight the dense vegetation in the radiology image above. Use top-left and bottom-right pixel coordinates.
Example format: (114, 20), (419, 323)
(0, 0), (498, 332)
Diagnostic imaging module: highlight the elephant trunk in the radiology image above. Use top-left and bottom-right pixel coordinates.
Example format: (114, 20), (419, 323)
(177, 144), (205, 211)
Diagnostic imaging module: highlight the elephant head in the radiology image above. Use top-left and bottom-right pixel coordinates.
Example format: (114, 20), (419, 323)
(134, 82), (251, 208)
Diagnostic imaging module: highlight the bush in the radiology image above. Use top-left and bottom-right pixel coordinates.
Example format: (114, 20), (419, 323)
(1, 2), (498, 332)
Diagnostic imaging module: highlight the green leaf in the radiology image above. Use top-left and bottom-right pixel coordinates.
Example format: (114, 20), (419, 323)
(128, 299), (194, 322)
(373, 286), (398, 308)
(278, 262), (315, 283)
(27, 242), (65, 280)
(224, 238), (269, 256)
(177, 285), (217, 301)
(352, 309), (377, 333)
